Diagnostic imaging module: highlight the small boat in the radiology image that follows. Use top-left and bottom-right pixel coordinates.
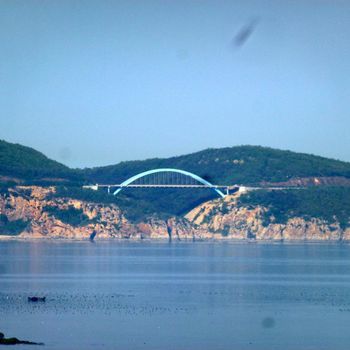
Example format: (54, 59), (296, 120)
(28, 296), (46, 302)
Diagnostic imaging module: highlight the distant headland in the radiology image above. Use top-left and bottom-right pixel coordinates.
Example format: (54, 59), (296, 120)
(0, 139), (349, 241)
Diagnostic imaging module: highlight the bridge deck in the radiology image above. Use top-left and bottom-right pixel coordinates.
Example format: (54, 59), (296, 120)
(83, 184), (237, 189)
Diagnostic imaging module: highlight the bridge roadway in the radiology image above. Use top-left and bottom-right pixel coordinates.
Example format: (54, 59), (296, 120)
(83, 184), (301, 192)
(83, 184), (237, 189)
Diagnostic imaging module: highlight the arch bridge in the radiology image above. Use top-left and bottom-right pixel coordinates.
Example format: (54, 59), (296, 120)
(83, 168), (240, 198)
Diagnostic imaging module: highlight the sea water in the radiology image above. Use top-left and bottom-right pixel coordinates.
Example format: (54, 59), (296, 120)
(1, 240), (350, 350)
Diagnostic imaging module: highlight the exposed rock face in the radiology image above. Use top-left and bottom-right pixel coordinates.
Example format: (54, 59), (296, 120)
(0, 186), (349, 241)
(0, 186), (202, 240)
(185, 194), (349, 241)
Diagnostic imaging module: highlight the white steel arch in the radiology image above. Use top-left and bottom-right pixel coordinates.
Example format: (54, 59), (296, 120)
(113, 168), (226, 198)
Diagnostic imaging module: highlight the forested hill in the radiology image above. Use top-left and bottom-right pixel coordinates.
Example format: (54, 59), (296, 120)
(85, 146), (350, 186)
(81, 146), (350, 220)
(2, 140), (350, 186)
(1, 140), (350, 222)
(0, 140), (78, 184)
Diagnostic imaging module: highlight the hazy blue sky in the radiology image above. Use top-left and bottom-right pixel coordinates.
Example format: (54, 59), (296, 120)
(1, 0), (350, 168)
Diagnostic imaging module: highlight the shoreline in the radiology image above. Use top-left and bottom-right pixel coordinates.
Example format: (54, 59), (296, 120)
(1, 234), (349, 244)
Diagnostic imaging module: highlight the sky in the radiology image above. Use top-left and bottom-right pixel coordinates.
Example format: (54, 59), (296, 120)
(1, 0), (350, 168)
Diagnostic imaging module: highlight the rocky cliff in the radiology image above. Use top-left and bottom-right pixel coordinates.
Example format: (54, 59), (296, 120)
(0, 186), (200, 240)
(185, 193), (350, 241)
(0, 186), (349, 241)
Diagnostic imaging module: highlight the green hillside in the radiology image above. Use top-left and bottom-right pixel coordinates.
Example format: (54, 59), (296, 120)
(85, 146), (350, 185)
(239, 187), (350, 229)
(0, 140), (79, 184)
(79, 146), (350, 222)
(2, 141), (349, 186)
(1, 141), (350, 225)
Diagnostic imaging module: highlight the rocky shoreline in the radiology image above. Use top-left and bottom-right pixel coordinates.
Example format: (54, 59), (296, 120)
(1, 186), (349, 241)
(0, 331), (43, 346)
(2, 236), (350, 244)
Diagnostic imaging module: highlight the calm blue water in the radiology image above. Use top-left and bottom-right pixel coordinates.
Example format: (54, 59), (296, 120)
(1, 241), (350, 350)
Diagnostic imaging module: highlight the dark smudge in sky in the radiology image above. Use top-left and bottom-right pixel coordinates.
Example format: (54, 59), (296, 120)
(232, 18), (260, 48)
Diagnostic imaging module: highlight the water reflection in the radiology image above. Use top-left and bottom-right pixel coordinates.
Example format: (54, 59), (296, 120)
(1, 241), (350, 350)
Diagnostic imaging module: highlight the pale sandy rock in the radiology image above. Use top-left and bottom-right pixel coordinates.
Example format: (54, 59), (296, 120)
(0, 186), (349, 241)
(186, 194), (348, 241)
